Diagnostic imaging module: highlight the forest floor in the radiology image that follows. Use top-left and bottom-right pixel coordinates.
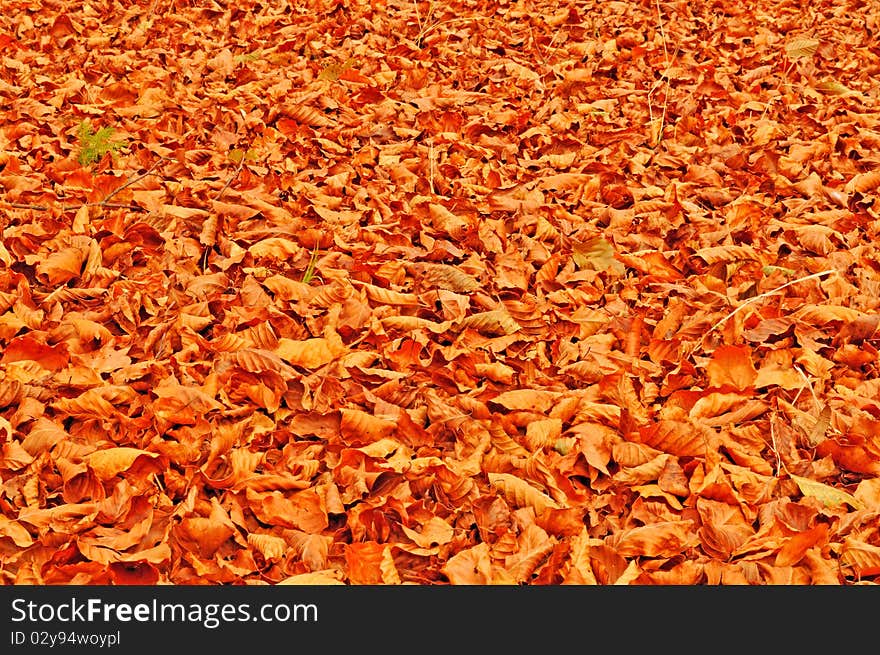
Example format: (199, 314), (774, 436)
(1, 0), (880, 585)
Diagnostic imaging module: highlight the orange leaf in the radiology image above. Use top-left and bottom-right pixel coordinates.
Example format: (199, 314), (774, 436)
(638, 420), (707, 457)
(608, 521), (696, 558)
(276, 336), (346, 369)
(84, 448), (161, 481)
(1, 335), (69, 372)
(246, 488), (328, 532)
(491, 389), (560, 412)
(339, 408), (397, 444)
(442, 543), (494, 584)
(775, 523), (829, 567)
(345, 542), (385, 585)
(706, 345), (757, 390)
(37, 246), (86, 285)
(488, 472), (563, 514)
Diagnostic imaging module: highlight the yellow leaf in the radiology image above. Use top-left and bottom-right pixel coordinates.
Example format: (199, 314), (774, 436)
(840, 537), (880, 576)
(318, 58), (355, 81)
(789, 474), (863, 509)
(813, 79), (855, 96)
(572, 237), (622, 273)
(488, 472), (563, 513)
(785, 38), (820, 59)
(491, 389), (560, 412)
(247, 533), (288, 562)
(380, 545), (402, 584)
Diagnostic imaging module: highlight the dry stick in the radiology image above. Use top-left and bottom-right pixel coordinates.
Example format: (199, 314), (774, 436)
(428, 139), (436, 195)
(200, 156), (248, 271)
(213, 156), (247, 203)
(99, 154), (170, 206)
(4, 155), (170, 213)
(647, 0), (671, 145)
(794, 363), (822, 409)
(706, 269), (836, 335)
(6, 201), (147, 212)
(769, 414), (782, 478)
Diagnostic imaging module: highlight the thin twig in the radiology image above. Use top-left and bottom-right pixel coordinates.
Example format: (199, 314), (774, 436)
(428, 139), (435, 195)
(213, 157), (247, 203)
(4, 155), (169, 214)
(707, 269), (836, 334)
(4, 201), (148, 213)
(647, 0), (671, 145)
(794, 364), (821, 409)
(769, 414), (782, 478)
(100, 155), (169, 205)
(6, 202), (50, 211)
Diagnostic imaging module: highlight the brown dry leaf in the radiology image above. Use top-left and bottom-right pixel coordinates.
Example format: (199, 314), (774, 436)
(607, 521), (696, 558)
(504, 524), (555, 583)
(696, 498), (755, 560)
(400, 517), (455, 550)
(247, 533), (288, 563)
(454, 310), (520, 336)
(84, 448), (162, 481)
(488, 473), (563, 514)
(442, 543), (495, 585)
(840, 538), (880, 577)
(775, 523), (829, 567)
(491, 389), (560, 412)
(637, 421), (708, 457)
(339, 408), (397, 444)
(276, 336), (347, 369)
(176, 516), (235, 559)
(705, 345), (758, 390)
(246, 488), (329, 532)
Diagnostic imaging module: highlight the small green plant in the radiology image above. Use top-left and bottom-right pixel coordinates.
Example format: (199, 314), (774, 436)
(76, 120), (126, 166)
(301, 244), (322, 284)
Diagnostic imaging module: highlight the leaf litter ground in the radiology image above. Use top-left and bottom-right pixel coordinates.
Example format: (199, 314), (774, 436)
(1, 0), (880, 584)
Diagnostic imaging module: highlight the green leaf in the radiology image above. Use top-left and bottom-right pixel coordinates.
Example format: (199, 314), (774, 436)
(813, 79), (855, 96)
(318, 58), (355, 81)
